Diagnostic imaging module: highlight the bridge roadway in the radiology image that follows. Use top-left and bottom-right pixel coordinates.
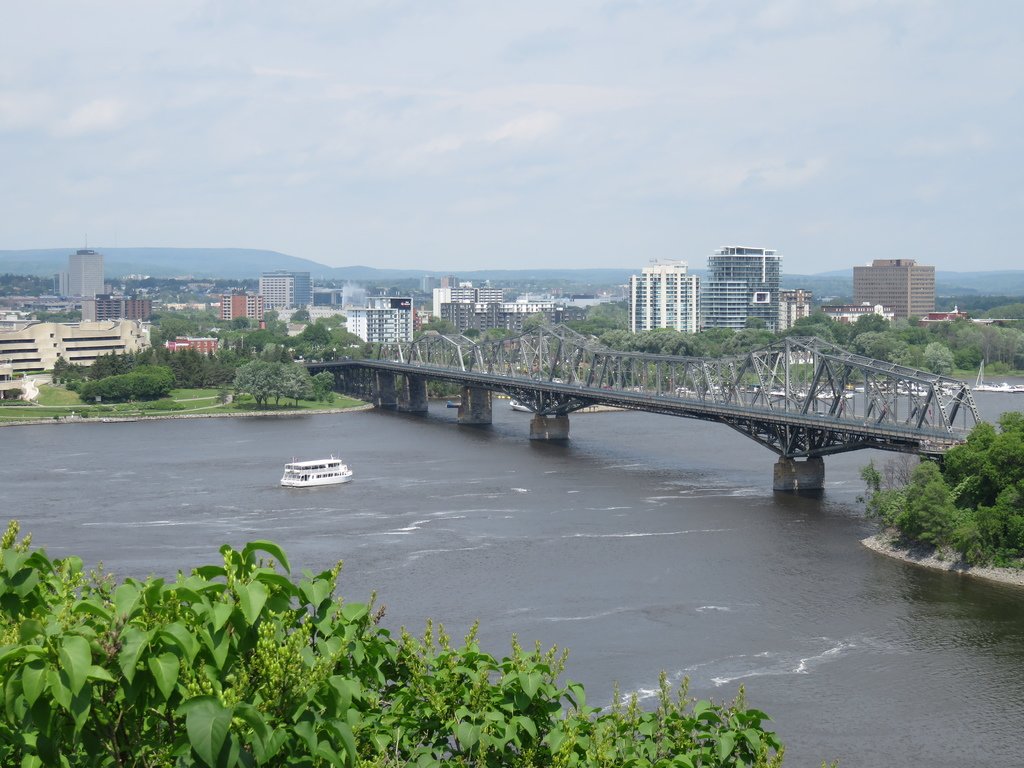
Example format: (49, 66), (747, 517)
(308, 332), (980, 494)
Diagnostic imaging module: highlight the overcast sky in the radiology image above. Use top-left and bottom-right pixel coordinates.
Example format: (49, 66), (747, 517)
(2, 1), (1021, 274)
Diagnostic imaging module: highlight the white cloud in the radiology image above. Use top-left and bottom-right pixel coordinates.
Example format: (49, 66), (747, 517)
(54, 98), (126, 137)
(0, 91), (52, 131)
(486, 112), (560, 143)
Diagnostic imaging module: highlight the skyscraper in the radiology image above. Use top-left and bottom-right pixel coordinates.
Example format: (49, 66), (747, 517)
(67, 249), (104, 298)
(258, 271), (312, 309)
(853, 259), (935, 320)
(628, 260), (700, 334)
(702, 246), (782, 331)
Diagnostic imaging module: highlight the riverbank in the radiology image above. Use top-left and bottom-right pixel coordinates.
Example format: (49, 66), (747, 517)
(861, 532), (1024, 588)
(0, 402), (374, 427)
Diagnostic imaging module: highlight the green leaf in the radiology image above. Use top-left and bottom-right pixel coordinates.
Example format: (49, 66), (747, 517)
(742, 728), (762, 753)
(253, 571), (295, 592)
(181, 696), (233, 768)
(242, 540), (291, 573)
(456, 721), (480, 750)
(113, 582), (141, 618)
(21, 660), (47, 706)
(519, 671), (541, 699)
(199, 626), (230, 671)
(340, 602), (368, 622)
(235, 581), (268, 626)
(118, 627), (152, 683)
(234, 702), (272, 759)
(159, 622), (200, 663)
(328, 676), (361, 711)
(514, 715), (537, 740)
(544, 727), (566, 753)
(209, 603), (234, 633)
(87, 665), (115, 684)
(300, 579), (332, 609)
(0, 644), (26, 667)
(194, 564), (227, 581)
(18, 619), (44, 644)
(58, 635), (91, 695)
(47, 667), (71, 710)
(325, 721), (357, 766)
(148, 652), (180, 700)
(72, 600), (111, 622)
(293, 720), (318, 753)
(718, 730), (737, 763)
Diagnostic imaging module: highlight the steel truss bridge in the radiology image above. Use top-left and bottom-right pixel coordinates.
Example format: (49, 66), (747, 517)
(310, 325), (981, 489)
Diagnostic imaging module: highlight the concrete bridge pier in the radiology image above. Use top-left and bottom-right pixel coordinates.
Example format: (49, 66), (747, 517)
(529, 414), (570, 441)
(397, 375), (428, 413)
(773, 456), (825, 492)
(457, 387), (492, 425)
(373, 372), (398, 409)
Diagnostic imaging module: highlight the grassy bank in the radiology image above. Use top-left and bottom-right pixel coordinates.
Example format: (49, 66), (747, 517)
(0, 385), (365, 423)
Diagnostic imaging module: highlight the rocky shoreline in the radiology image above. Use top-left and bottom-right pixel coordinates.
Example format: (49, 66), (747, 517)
(0, 403), (374, 427)
(861, 532), (1024, 588)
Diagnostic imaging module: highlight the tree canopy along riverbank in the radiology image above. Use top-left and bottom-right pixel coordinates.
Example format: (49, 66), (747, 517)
(862, 411), (1024, 567)
(0, 522), (785, 767)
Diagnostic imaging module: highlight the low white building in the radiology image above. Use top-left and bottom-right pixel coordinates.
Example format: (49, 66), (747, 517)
(0, 320), (150, 373)
(821, 303), (894, 324)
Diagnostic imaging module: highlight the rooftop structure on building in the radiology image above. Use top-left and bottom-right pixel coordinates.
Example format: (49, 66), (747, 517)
(853, 259), (935, 320)
(628, 260), (700, 334)
(259, 271), (312, 309)
(702, 246), (782, 332)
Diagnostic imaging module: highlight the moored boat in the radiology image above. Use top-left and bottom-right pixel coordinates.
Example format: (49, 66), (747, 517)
(974, 362), (1024, 393)
(281, 457), (353, 487)
(509, 399), (532, 412)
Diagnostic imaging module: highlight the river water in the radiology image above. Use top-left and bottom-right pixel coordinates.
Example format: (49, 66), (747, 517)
(3, 394), (1024, 767)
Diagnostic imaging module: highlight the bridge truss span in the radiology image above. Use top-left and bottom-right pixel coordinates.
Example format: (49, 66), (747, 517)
(323, 325), (981, 461)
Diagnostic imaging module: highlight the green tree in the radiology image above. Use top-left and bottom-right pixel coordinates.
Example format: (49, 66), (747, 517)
(0, 522), (784, 768)
(922, 342), (955, 375)
(233, 360), (281, 407)
(897, 462), (957, 546)
(280, 363), (313, 405)
(311, 371), (336, 403)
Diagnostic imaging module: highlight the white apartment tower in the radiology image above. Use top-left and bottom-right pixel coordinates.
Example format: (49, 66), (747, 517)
(629, 260), (700, 334)
(68, 249), (105, 298)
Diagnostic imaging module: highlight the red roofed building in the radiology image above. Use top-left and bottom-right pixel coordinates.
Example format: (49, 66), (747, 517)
(165, 337), (219, 354)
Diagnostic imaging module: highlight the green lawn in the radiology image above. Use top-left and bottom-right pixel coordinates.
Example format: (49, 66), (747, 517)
(0, 386), (365, 423)
(34, 385), (83, 406)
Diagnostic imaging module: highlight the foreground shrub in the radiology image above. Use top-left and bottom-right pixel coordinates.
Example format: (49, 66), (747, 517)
(0, 521), (783, 767)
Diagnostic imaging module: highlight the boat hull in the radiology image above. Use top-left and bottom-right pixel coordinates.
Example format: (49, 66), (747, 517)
(281, 474), (352, 488)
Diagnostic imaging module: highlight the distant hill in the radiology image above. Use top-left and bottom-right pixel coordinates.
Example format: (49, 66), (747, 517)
(0, 248), (327, 279)
(2, 248), (1024, 295)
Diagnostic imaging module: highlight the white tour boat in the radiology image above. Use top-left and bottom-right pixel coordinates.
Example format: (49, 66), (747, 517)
(509, 399), (532, 412)
(281, 456), (353, 487)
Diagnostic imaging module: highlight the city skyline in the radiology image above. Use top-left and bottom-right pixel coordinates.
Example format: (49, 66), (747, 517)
(2, 3), (1021, 274)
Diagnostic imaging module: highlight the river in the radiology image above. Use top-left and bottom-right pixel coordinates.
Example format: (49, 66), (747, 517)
(3, 393), (1023, 767)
